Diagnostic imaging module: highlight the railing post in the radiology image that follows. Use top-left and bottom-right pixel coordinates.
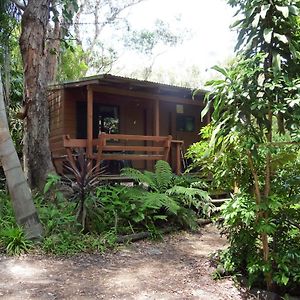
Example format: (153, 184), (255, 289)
(163, 135), (172, 161)
(87, 85), (93, 159)
(175, 142), (181, 175)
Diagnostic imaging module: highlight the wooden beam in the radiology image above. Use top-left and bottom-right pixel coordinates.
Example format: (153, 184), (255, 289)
(87, 86), (93, 158)
(154, 99), (159, 136)
(90, 85), (204, 106)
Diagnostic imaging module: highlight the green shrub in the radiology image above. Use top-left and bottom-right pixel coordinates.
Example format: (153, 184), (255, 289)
(0, 226), (33, 255)
(120, 160), (213, 230)
(220, 193), (300, 292)
(0, 192), (33, 255)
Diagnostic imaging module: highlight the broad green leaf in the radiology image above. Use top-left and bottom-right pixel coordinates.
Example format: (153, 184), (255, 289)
(245, 7), (255, 18)
(260, 4), (270, 19)
(257, 73), (265, 86)
(276, 5), (289, 18)
(289, 5), (299, 15)
(274, 33), (288, 43)
(201, 99), (212, 121)
(244, 35), (255, 51)
(252, 13), (260, 28)
(212, 65), (228, 77)
(263, 28), (273, 43)
(257, 91), (264, 98)
(230, 19), (244, 28)
(290, 43), (300, 59)
(288, 98), (300, 107)
(272, 52), (282, 74)
(281, 274), (289, 285)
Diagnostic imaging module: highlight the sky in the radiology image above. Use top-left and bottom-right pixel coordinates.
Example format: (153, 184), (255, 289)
(114, 0), (238, 86)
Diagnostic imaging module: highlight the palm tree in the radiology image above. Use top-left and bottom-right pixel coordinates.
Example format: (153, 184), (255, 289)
(0, 73), (43, 239)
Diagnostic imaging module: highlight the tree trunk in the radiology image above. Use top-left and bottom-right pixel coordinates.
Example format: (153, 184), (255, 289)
(19, 0), (55, 189)
(0, 73), (43, 239)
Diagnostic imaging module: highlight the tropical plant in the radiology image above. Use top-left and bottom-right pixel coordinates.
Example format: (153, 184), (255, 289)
(45, 150), (105, 230)
(199, 0), (300, 292)
(0, 226), (33, 255)
(121, 160), (213, 228)
(0, 192), (33, 255)
(0, 72), (43, 239)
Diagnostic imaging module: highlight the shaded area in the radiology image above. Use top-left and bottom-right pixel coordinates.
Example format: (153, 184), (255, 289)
(0, 225), (250, 299)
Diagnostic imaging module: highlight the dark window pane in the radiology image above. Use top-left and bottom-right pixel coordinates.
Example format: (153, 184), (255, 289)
(176, 115), (195, 132)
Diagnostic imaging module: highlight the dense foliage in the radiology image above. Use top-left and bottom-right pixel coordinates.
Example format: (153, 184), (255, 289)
(0, 160), (213, 256)
(189, 0), (300, 294)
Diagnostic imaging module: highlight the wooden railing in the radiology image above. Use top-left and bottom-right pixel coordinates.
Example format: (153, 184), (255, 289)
(60, 133), (183, 174)
(97, 133), (172, 163)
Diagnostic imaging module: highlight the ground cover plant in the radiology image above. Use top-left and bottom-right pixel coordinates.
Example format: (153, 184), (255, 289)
(0, 160), (213, 256)
(188, 0), (300, 295)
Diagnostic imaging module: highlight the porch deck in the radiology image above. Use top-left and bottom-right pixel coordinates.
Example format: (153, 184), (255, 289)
(51, 133), (184, 175)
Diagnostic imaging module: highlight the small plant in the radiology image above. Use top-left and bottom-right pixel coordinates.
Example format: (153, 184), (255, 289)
(63, 150), (105, 230)
(0, 226), (33, 255)
(44, 173), (65, 200)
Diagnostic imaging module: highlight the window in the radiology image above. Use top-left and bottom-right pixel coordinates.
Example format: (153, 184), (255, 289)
(76, 102), (120, 138)
(97, 105), (119, 134)
(176, 115), (195, 132)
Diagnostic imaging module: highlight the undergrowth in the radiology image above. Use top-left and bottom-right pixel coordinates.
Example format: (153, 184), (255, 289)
(0, 161), (213, 256)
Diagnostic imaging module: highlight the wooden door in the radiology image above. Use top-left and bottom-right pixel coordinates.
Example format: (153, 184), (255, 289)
(124, 101), (147, 169)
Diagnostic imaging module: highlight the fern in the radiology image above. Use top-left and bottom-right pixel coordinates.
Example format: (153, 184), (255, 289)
(121, 160), (173, 192)
(120, 160), (213, 229)
(124, 188), (180, 216)
(121, 168), (157, 191)
(166, 186), (213, 217)
(154, 160), (173, 192)
(141, 192), (180, 215)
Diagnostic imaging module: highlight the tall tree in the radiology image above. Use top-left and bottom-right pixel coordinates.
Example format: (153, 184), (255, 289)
(0, 72), (43, 239)
(19, 0), (55, 189)
(203, 0), (300, 290)
(16, 0), (78, 189)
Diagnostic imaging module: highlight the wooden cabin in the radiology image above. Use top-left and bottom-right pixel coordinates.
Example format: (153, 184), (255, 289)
(48, 74), (208, 174)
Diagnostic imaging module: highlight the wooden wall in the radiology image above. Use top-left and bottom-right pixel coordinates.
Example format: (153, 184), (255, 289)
(50, 85), (206, 173)
(48, 88), (64, 172)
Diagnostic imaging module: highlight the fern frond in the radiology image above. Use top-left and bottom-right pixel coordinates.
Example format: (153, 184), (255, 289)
(166, 186), (211, 209)
(144, 171), (157, 188)
(176, 207), (198, 230)
(154, 160), (173, 192)
(121, 168), (157, 190)
(139, 192), (180, 215)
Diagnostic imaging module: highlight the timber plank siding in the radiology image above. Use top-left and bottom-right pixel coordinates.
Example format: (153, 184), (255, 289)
(48, 74), (208, 174)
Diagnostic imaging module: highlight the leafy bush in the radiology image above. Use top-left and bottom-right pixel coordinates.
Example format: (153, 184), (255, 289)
(0, 192), (33, 255)
(220, 193), (300, 293)
(35, 192), (116, 255)
(120, 160), (213, 230)
(0, 226), (33, 255)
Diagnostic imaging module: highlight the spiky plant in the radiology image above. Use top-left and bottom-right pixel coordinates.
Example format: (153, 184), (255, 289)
(63, 150), (106, 230)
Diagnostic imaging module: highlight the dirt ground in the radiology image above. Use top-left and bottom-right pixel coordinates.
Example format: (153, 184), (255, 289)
(0, 225), (251, 300)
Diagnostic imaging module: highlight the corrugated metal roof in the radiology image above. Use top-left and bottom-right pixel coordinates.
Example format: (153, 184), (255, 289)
(49, 74), (208, 98)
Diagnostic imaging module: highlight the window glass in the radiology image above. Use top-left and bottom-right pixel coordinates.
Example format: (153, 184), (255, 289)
(97, 105), (119, 134)
(176, 115), (195, 132)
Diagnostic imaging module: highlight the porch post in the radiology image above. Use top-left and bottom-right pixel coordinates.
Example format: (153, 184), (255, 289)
(87, 85), (93, 158)
(154, 98), (159, 136)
